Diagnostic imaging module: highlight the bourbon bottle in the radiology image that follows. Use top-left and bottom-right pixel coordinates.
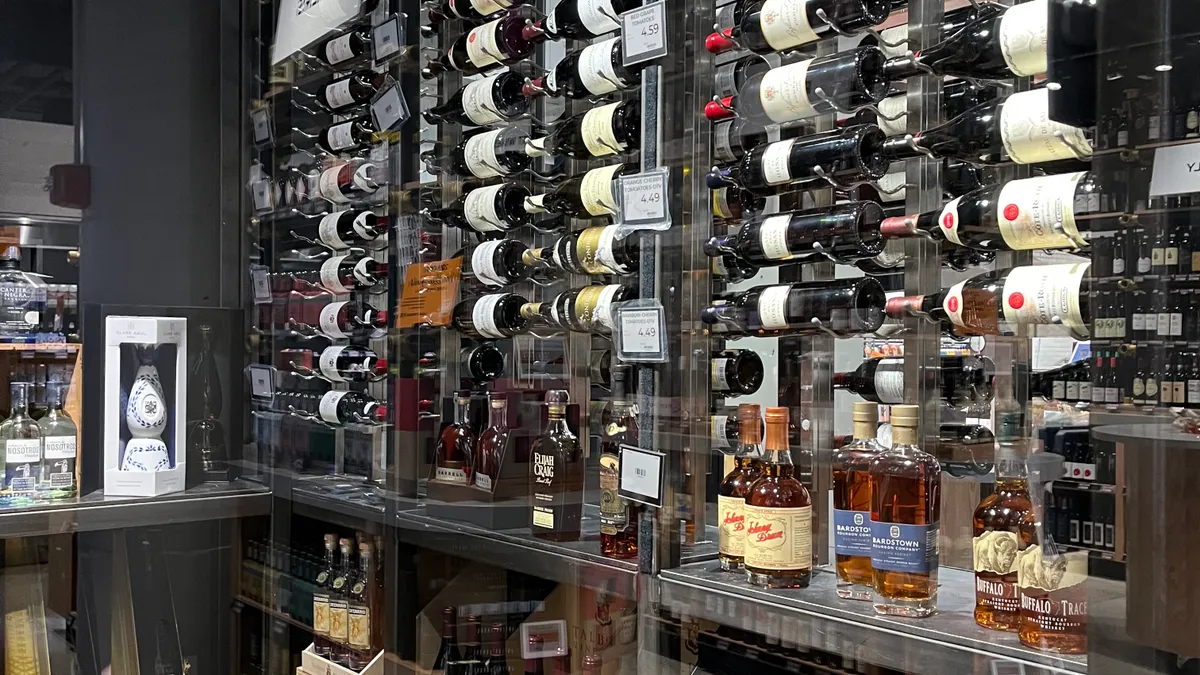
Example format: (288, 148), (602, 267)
(870, 405), (941, 617)
(972, 411), (1035, 631)
(329, 537), (356, 664)
(312, 534), (337, 657)
(347, 542), (380, 669)
(744, 407), (812, 588)
(833, 401), (881, 600)
(717, 403), (764, 571)
(475, 394), (511, 491)
(435, 392), (476, 485)
(531, 390), (584, 542)
(600, 368), (639, 559)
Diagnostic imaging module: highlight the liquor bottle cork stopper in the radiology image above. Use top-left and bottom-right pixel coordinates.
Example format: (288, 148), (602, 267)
(852, 401), (879, 423)
(890, 404), (920, 428)
(490, 395), (507, 409)
(454, 390), (472, 402)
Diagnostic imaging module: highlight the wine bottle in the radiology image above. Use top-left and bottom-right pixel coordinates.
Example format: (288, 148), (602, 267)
(321, 71), (385, 112)
(706, 0), (890, 55)
(318, 161), (383, 204)
(540, 0), (639, 40)
(423, 127), (532, 179)
(528, 99), (640, 159)
(314, 300), (389, 338)
(317, 391), (387, 426)
(423, 72), (531, 127)
(861, 2), (1000, 58)
(463, 343), (506, 382)
(880, 172), (1100, 252)
(292, 346), (386, 383)
(882, 0), (1048, 81)
(713, 119), (769, 164)
(423, 11), (545, 78)
(858, 80), (1001, 137)
(452, 293), (530, 339)
(715, 54), (770, 99)
(465, 239), (533, 287)
(701, 278), (887, 337)
(885, 262), (1092, 338)
(318, 254), (388, 293)
(704, 47), (889, 127)
(524, 225), (638, 275)
(528, 37), (644, 99)
(526, 164), (626, 219)
(318, 116), (379, 155)
(712, 349), (765, 396)
(318, 27), (370, 68)
(521, 284), (636, 333)
(427, 0), (523, 24)
(712, 186), (766, 222)
(316, 210), (387, 250)
(704, 202), (886, 268)
(709, 125), (889, 195)
(431, 183), (533, 233)
(880, 88), (1092, 166)
(834, 355), (995, 408)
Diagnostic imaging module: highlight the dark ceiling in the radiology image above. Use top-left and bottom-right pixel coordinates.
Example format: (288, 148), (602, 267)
(0, 0), (73, 125)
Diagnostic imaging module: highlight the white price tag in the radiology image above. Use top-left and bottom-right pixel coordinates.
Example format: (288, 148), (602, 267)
(251, 108), (273, 145)
(250, 179), (272, 212)
(250, 265), (272, 304)
(371, 79), (409, 133)
(620, 309), (661, 354)
(621, 2), (667, 66)
(1149, 140), (1200, 197)
(616, 168), (671, 232)
(618, 444), (665, 508)
(248, 365), (275, 401)
(372, 16), (402, 61)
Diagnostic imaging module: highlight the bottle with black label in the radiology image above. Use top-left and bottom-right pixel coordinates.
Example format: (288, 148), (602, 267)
(530, 37), (647, 99)
(711, 349), (765, 396)
(452, 293), (530, 339)
(705, 0), (890, 55)
(423, 10), (546, 78)
(430, 183), (533, 234)
(531, 390), (584, 542)
(708, 125), (889, 195)
(315, 391), (387, 426)
(526, 164), (627, 220)
(289, 346), (385, 383)
(424, 71), (531, 127)
(423, 127), (532, 179)
(527, 99), (640, 159)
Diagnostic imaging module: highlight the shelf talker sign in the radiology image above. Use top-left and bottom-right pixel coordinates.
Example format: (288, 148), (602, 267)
(271, 0), (363, 66)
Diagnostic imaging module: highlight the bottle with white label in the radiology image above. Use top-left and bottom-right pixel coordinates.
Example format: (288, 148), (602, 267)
(527, 99), (640, 159)
(315, 254), (389, 294)
(701, 277), (887, 337)
(312, 210), (387, 250)
(317, 116), (379, 155)
(708, 125), (889, 195)
(317, 161), (383, 204)
(834, 355), (995, 409)
(2, 382), (41, 494)
(705, 0), (890, 55)
(317, 27), (370, 68)
(717, 403), (764, 571)
(430, 183), (533, 233)
(451, 293), (530, 339)
(294, 346), (386, 383)
(423, 71), (530, 127)
(520, 284), (635, 334)
(531, 37), (647, 100)
(711, 349), (765, 396)
(463, 238), (533, 288)
(422, 9), (546, 78)
(38, 382), (76, 498)
(883, 0), (1048, 80)
(524, 225), (639, 276)
(318, 71), (384, 112)
(526, 164), (627, 219)
(538, 0), (638, 40)
(427, 0), (523, 24)
(704, 202), (887, 271)
(423, 127), (532, 179)
(316, 390), (387, 426)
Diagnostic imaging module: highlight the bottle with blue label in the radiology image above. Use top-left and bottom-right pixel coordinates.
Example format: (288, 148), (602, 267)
(833, 401), (882, 601)
(869, 404), (941, 617)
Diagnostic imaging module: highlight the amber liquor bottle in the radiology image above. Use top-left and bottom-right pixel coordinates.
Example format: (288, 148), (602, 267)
(328, 537), (356, 664)
(531, 390), (584, 541)
(870, 405), (941, 617)
(717, 403), (764, 571)
(973, 411), (1035, 631)
(600, 368), (639, 559)
(475, 394), (511, 491)
(313, 534), (337, 656)
(833, 402), (882, 600)
(435, 392), (476, 485)
(347, 542), (380, 669)
(744, 407), (812, 588)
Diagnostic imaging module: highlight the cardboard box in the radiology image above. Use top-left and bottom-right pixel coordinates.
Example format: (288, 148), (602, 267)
(300, 645), (385, 675)
(103, 316), (187, 496)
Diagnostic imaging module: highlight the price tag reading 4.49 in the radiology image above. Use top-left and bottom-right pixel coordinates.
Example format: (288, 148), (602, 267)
(614, 300), (668, 363)
(621, 2), (667, 66)
(616, 168), (670, 231)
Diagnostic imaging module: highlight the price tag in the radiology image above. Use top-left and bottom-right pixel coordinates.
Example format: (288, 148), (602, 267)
(616, 167), (670, 232)
(250, 108), (273, 145)
(614, 300), (667, 362)
(618, 443), (665, 508)
(371, 78), (409, 133)
(249, 265), (272, 304)
(247, 365), (276, 401)
(250, 179), (272, 212)
(621, 2), (667, 66)
(1149, 139), (1200, 196)
(372, 16), (403, 62)
(520, 620), (567, 659)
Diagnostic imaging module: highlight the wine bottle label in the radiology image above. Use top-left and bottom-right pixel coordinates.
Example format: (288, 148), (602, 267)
(876, 171), (906, 203)
(757, 285), (791, 329)
(757, 0), (821, 52)
(939, 197), (965, 245)
(594, 225), (627, 273)
(348, 605), (371, 649)
(1167, 247), (1180, 265)
(469, 0), (510, 17)
(713, 188), (734, 220)
(833, 509), (872, 557)
(325, 78), (355, 109)
(757, 58), (817, 123)
(318, 164), (352, 203)
(579, 38), (623, 96)
(320, 255), (352, 293)
(1176, 380), (1187, 403)
(998, 0), (1048, 77)
(870, 520), (939, 574)
(1132, 377), (1145, 397)
(1090, 381), (1104, 404)
(1105, 386), (1120, 404)
(1157, 311), (1170, 336)
(1137, 253), (1151, 273)
(1052, 379), (1066, 400)
(582, 102), (625, 156)
(1112, 253), (1125, 275)
(1000, 89), (1092, 164)
(1171, 312), (1184, 336)
(463, 184), (506, 232)
(744, 504), (812, 571)
(475, 473), (493, 490)
(580, 164), (622, 216)
(43, 435), (76, 460)
(592, 284), (621, 331)
(462, 74), (506, 126)
(1189, 379), (1200, 403)
(1145, 311), (1158, 332)
(472, 293), (507, 338)
(319, 301), (351, 338)
(575, 227), (607, 274)
(759, 215), (794, 259)
(318, 212), (351, 249)
(1152, 247), (1165, 266)
(712, 415), (731, 448)
(995, 172), (1086, 250)
(1162, 379), (1174, 403)
(713, 121), (736, 163)
(599, 453), (628, 535)
(465, 20), (503, 68)
(760, 139), (795, 185)
(1065, 380), (1080, 400)
(577, 0), (621, 36)
(1079, 379), (1093, 401)
(1146, 377), (1158, 398)
(876, 95), (907, 137)
(318, 345), (349, 382)
(352, 257), (376, 287)
(998, 263), (1091, 335)
(711, 357), (731, 390)
(464, 129), (504, 179)
(326, 34), (356, 65)
(319, 390), (350, 424)
(313, 592), (330, 635)
(471, 240), (507, 286)
(873, 359), (905, 404)
(5, 438), (39, 464)
(718, 494), (747, 557)
(714, 62), (739, 98)
(435, 466), (470, 484)
(327, 121), (356, 151)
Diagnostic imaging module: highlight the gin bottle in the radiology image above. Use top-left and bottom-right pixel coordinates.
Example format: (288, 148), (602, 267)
(38, 382), (77, 498)
(2, 383), (42, 494)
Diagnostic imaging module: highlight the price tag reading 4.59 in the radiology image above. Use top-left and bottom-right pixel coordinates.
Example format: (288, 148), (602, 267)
(616, 168), (670, 231)
(621, 2), (667, 66)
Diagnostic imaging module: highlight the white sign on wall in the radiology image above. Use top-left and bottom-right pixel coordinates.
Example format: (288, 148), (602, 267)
(271, 0), (363, 65)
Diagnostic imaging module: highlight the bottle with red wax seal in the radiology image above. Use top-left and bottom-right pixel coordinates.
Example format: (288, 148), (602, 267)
(705, 0), (889, 55)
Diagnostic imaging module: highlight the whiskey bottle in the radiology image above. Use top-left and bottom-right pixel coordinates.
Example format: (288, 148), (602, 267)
(474, 394), (510, 491)
(717, 403), (764, 572)
(870, 405), (941, 617)
(531, 390), (584, 542)
(1018, 547), (1089, 652)
(833, 402), (882, 601)
(744, 407), (812, 588)
(973, 411), (1035, 632)
(328, 538), (355, 664)
(347, 542), (379, 669)
(600, 368), (639, 559)
(313, 534), (337, 657)
(435, 392), (476, 485)
(433, 607), (462, 671)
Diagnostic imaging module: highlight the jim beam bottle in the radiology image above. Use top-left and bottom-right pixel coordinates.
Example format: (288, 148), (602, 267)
(972, 411), (1035, 631)
(717, 403), (764, 571)
(743, 407), (812, 588)
(870, 405), (941, 617)
(832, 402), (882, 600)
(530, 390), (584, 541)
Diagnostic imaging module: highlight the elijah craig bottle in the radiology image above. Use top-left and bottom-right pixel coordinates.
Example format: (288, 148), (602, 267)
(530, 390), (584, 541)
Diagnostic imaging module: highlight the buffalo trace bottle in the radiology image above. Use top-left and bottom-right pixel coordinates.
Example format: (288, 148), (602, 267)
(743, 407), (812, 588)
(599, 368), (639, 559)
(717, 403), (764, 572)
(832, 401), (882, 600)
(530, 390), (584, 541)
